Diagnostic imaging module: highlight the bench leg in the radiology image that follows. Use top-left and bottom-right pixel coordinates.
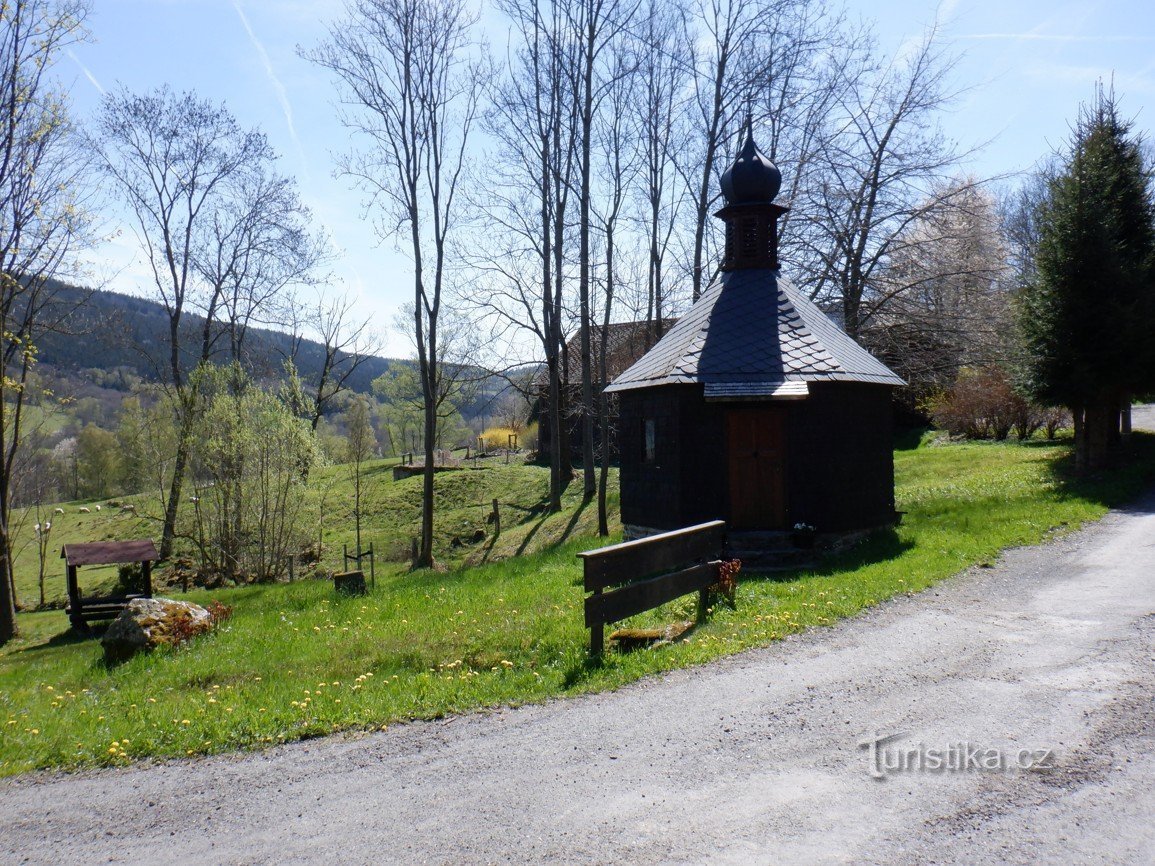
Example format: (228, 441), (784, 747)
(698, 586), (710, 623)
(590, 621), (603, 658)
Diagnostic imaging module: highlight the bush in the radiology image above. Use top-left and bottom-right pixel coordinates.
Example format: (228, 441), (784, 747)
(479, 426), (522, 450)
(930, 367), (1050, 441)
(187, 365), (321, 585)
(116, 563), (145, 595)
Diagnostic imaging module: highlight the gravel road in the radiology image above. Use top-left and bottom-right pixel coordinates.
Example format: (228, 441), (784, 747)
(4, 489), (1155, 863)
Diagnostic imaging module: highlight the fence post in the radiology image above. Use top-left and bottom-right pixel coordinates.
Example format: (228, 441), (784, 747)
(369, 541), (375, 587)
(590, 588), (603, 657)
(492, 498), (500, 536)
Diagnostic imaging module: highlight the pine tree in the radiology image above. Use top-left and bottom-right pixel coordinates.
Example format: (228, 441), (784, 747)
(1018, 88), (1155, 472)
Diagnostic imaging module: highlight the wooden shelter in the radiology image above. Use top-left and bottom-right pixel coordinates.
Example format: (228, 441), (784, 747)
(62, 539), (158, 630)
(605, 122), (904, 541)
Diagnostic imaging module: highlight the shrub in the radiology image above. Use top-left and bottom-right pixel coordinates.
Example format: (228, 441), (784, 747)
(1043, 407), (1071, 440)
(479, 426), (521, 450)
(930, 367), (1050, 441)
(187, 364), (321, 585)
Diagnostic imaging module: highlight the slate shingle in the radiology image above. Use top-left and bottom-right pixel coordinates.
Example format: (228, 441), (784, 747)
(604, 268), (904, 394)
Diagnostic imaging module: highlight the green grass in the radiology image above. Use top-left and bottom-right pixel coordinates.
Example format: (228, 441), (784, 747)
(9, 457), (606, 609)
(3, 434), (1155, 777)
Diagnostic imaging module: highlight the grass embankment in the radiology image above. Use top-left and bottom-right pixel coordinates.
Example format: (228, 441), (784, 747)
(3, 435), (1155, 777)
(9, 457), (601, 609)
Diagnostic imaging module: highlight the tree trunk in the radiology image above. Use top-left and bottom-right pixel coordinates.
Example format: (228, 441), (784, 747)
(1082, 398), (1119, 474)
(160, 423), (192, 561)
(578, 19), (596, 501)
(0, 528), (15, 643)
(547, 352), (563, 512)
(419, 399), (436, 568)
(1071, 404), (1086, 475)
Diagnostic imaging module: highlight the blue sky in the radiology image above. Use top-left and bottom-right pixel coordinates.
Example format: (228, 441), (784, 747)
(64, 0), (1155, 357)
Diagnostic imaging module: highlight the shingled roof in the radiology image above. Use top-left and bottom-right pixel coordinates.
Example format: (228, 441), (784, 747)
(604, 268), (904, 395)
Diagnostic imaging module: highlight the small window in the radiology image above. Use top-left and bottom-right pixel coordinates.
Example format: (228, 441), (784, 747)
(643, 418), (656, 464)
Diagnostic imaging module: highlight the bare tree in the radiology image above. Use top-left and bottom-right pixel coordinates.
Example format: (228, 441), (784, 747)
(680, 0), (768, 302)
(592, 37), (639, 535)
(0, 0), (92, 645)
(569, 0), (638, 499)
(632, 0), (691, 341)
(309, 0), (487, 568)
(797, 26), (971, 338)
(867, 180), (1013, 401)
(288, 289), (381, 431)
(476, 0), (580, 512)
(196, 164), (330, 366)
(94, 87), (272, 560)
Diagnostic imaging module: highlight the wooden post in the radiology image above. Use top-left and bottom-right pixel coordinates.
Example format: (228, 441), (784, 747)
(142, 560), (153, 598)
(369, 541), (375, 587)
(697, 586), (710, 623)
(590, 588), (604, 657)
(66, 564), (82, 630)
(492, 498), (500, 536)
(288, 555), (295, 583)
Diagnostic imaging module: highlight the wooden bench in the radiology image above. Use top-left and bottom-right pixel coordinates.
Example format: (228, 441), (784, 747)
(578, 520), (726, 657)
(61, 540), (159, 632)
(64, 594), (149, 625)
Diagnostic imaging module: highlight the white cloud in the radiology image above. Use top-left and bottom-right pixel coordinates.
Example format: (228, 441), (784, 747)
(231, 0), (310, 178)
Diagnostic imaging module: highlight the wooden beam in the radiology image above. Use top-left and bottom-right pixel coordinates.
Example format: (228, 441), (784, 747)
(585, 562), (720, 628)
(578, 520), (725, 592)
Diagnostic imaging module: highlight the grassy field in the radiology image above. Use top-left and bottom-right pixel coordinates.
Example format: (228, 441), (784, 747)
(3, 434), (1155, 777)
(9, 456), (603, 609)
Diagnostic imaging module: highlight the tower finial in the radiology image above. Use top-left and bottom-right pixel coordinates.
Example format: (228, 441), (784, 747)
(720, 115), (781, 206)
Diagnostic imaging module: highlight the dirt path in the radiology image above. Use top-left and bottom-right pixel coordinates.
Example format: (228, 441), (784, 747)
(4, 495), (1155, 863)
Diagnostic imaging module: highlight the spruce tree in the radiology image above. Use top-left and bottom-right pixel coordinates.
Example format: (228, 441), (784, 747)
(1018, 88), (1155, 472)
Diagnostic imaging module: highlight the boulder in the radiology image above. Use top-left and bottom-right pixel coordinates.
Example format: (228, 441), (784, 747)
(102, 598), (213, 664)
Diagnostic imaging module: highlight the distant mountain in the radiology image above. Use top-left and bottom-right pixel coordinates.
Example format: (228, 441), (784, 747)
(27, 281), (519, 423)
(32, 280), (395, 394)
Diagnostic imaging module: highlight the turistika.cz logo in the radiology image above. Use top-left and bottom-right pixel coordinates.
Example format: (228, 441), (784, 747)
(858, 733), (1056, 779)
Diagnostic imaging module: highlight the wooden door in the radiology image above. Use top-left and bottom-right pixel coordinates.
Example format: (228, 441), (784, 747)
(727, 408), (787, 530)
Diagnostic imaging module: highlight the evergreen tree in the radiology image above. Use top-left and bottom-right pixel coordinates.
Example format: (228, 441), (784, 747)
(1018, 89), (1155, 472)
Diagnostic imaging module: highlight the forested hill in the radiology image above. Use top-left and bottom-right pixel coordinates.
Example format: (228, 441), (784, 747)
(32, 280), (395, 394)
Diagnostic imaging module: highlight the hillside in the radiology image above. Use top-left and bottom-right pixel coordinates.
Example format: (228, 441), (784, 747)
(29, 280), (516, 422)
(33, 280), (394, 394)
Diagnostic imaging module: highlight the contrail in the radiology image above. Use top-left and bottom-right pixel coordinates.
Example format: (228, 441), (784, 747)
(958, 33), (1150, 42)
(231, 0), (309, 177)
(67, 48), (105, 95)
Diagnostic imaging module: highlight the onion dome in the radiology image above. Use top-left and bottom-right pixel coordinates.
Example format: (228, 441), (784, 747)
(720, 118), (782, 205)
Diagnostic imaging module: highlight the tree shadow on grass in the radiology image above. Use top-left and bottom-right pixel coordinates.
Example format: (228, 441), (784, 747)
(513, 497), (589, 558)
(1041, 432), (1155, 512)
(6, 623), (103, 659)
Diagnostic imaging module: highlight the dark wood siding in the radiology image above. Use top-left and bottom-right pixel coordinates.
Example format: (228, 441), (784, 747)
(619, 381), (895, 535)
(783, 383), (895, 532)
(677, 388), (726, 525)
(618, 388), (687, 529)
